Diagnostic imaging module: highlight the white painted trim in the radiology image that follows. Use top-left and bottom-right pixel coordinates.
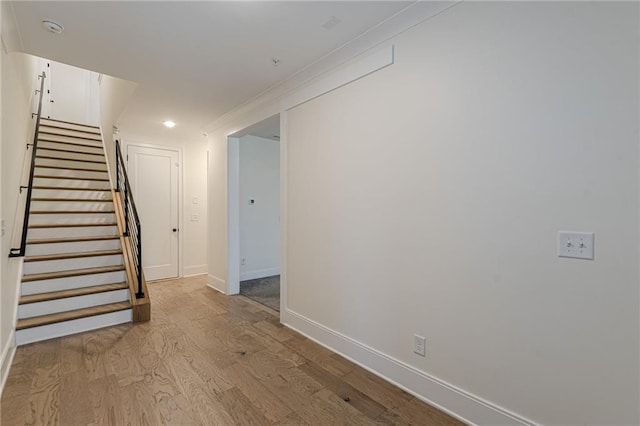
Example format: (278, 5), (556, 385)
(122, 139), (183, 280)
(0, 330), (16, 397)
(282, 309), (537, 426)
(279, 112), (288, 318)
(227, 137), (241, 295)
(240, 267), (280, 282)
(207, 274), (227, 294)
(286, 45), (394, 112)
(183, 264), (208, 277)
(205, 2), (460, 133)
(15, 309), (132, 346)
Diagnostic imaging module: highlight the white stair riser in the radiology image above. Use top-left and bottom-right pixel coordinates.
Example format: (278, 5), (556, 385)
(28, 225), (118, 239)
(36, 157), (107, 170)
(31, 201), (114, 212)
(31, 189), (112, 200)
(40, 120), (100, 133)
(37, 148), (105, 163)
(21, 270), (127, 295)
(37, 133), (102, 147)
(26, 239), (121, 256)
(15, 309), (132, 346)
(38, 141), (104, 155)
(29, 212), (116, 226)
(33, 177), (110, 190)
(29, 214), (117, 227)
(18, 289), (129, 319)
(39, 126), (102, 140)
(24, 255), (123, 275)
(34, 168), (108, 181)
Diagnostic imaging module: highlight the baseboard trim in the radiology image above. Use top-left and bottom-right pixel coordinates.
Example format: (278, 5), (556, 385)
(240, 267), (280, 281)
(184, 264), (208, 277)
(0, 330), (17, 397)
(207, 274), (227, 294)
(282, 309), (536, 426)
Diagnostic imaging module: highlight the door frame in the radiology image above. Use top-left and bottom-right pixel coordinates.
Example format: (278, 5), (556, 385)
(122, 139), (184, 279)
(226, 114), (284, 314)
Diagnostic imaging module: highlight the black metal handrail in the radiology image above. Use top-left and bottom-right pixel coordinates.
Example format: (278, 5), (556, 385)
(10, 72), (47, 258)
(115, 140), (144, 298)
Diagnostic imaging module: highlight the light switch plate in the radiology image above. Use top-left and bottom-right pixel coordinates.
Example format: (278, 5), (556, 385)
(191, 214), (199, 222)
(558, 231), (594, 260)
(192, 197), (198, 204)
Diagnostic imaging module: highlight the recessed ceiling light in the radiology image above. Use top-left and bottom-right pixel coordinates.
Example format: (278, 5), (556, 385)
(163, 120), (176, 128)
(42, 20), (64, 34)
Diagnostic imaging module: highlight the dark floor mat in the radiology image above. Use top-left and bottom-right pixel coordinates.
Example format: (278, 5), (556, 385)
(239, 275), (280, 311)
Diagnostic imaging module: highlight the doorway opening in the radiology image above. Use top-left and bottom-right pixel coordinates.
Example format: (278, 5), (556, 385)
(227, 114), (281, 311)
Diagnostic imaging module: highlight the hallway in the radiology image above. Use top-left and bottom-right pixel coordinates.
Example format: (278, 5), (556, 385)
(1, 275), (461, 425)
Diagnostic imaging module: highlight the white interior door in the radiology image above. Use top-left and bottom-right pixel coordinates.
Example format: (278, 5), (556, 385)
(127, 144), (179, 281)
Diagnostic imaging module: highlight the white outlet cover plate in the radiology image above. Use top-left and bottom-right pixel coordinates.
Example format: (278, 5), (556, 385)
(558, 231), (594, 260)
(413, 334), (426, 357)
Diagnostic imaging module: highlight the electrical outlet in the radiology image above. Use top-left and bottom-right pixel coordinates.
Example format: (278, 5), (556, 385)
(241, 258), (246, 266)
(413, 334), (426, 357)
(192, 197), (198, 204)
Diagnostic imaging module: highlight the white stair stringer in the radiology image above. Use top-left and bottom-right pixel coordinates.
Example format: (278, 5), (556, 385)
(15, 118), (133, 345)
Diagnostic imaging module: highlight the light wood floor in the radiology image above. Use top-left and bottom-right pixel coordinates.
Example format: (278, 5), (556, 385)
(1, 275), (463, 425)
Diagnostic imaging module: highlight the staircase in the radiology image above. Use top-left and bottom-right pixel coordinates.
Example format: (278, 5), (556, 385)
(15, 118), (133, 345)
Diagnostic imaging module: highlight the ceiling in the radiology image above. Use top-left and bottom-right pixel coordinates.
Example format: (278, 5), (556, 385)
(10, 1), (412, 141)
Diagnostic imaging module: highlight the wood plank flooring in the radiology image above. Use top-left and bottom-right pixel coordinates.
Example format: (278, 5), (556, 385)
(1, 275), (464, 425)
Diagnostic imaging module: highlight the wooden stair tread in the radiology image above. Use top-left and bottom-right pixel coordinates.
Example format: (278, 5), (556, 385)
(34, 174), (109, 182)
(35, 165), (108, 173)
(38, 139), (103, 150)
(40, 118), (100, 129)
(25, 249), (123, 262)
(30, 210), (115, 215)
(36, 155), (107, 164)
(38, 131), (101, 142)
(39, 124), (101, 136)
(19, 282), (128, 305)
(22, 265), (125, 282)
(37, 146), (105, 157)
(33, 186), (111, 192)
(31, 198), (112, 202)
(27, 235), (120, 244)
(16, 301), (130, 330)
(29, 222), (117, 228)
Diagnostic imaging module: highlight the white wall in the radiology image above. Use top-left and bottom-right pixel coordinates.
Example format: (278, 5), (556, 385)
(239, 135), (280, 280)
(98, 74), (138, 184)
(121, 133), (209, 278)
(0, 48), (40, 391)
(208, 2), (639, 425)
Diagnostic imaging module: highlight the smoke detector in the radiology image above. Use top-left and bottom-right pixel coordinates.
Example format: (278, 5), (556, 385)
(42, 20), (64, 34)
